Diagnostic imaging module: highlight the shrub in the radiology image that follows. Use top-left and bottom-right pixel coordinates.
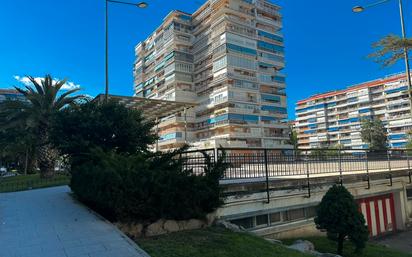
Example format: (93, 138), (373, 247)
(51, 100), (157, 166)
(314, 185), (369, 255)
(70, 148), (228, 222)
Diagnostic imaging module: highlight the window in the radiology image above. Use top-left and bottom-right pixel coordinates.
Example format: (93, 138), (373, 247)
(227, 43), (257, 56)
(213, 56), (227, 72)
(407, 188), (412, 198)
(257, 41), (284, 54)
(229, 206), (317, 230)
(284, 208), (305, 221)
(256, 215), (269, 226)
(261, 94), (281, 103)
(227, 55), (256, 70)
(176, 63), (193, 73)
(258, 30), (283, 42)
(305, 207), (317, 218)
(270, 212), (281, 224)
(259, 51), (284, 63)
(233, 80), (258, 90)
(231, 217), (253, 229)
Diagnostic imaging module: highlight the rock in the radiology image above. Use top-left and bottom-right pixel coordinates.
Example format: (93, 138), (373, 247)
(116, 222), (144, 239)
(177, 219), (205, 231)
(164, 220), (180, 233)
(287, 239), (315, 253)
(206, 212), (216, 226)
(214, 220), (244, 232)
(145, 219), (167, 237)
(186, 219), (205, 230)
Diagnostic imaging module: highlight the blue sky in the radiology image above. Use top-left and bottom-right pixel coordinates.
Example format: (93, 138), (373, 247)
(0, 0), (410, 119)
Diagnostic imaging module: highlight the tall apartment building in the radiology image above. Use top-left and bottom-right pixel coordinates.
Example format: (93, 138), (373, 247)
(0, 89), (24, 102)
(295, 73), (412, 149)
(133, 0), (290, 150)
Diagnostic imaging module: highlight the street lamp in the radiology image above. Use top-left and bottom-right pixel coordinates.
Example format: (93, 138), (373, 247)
(105, 0), (148, 102)
(352, 0), (412, 115)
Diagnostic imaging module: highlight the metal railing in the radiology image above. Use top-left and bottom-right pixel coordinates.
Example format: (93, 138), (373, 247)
(0, 174), (71, 193)
(180, 148), (412, 199)
(182, 148), (410, 179)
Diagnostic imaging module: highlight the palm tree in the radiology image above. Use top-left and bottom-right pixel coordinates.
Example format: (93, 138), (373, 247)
(0, 75), (84, 178)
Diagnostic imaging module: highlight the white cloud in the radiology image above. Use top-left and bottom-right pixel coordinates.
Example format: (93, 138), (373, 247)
(13, 75), (81, 90)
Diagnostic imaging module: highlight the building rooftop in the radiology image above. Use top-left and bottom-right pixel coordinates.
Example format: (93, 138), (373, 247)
(94, 94), (197, 120)
(297, 72), (407, 105)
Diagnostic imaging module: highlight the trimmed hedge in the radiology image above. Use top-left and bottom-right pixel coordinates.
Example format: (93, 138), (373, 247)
(70, 148), (227, 222)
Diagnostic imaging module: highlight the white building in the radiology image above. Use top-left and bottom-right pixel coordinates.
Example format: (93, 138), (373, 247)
(295, 73), (412, 149)
(134, 0), (291, 150)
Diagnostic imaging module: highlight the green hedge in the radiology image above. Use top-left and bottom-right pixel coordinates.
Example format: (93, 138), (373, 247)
(70, 148), (227, 222)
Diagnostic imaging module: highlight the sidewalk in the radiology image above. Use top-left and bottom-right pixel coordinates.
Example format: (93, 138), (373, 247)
(0, 186), (150, 257)
(376, 230), (412, 253)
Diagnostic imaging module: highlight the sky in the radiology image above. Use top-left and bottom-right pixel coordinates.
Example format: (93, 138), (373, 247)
(0, 0), (411, 119)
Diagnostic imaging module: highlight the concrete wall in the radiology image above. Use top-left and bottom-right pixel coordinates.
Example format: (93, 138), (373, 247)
(218, 173), (412, 239)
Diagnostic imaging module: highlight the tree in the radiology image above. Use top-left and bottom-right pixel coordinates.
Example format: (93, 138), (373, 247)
(361, 118), (387, 152)
(287, 128), (298, 150)
(406, 130), (412, 151)
(369, 34), (412, 67)
(0, 75), (84, 178)
(51, 100), (157, 167)
(0, 126), (36, 174)
(315, 185), (369, 255)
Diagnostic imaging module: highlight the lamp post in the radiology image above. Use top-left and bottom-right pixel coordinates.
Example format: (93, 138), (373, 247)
(105, 0), (148, 101)
(353, 0), (412, 115)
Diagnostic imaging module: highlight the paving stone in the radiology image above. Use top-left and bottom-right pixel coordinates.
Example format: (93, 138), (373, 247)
(0, 186), (150, 257)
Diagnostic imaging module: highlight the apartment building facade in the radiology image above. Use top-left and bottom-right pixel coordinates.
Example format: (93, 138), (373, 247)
(295, 73), (411, 149)
(133, 0), (290, 150)
(0, 89), (24, 103)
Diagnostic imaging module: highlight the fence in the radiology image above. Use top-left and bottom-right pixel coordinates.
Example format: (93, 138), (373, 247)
(0, 174), (71, 193)
(181, 148), (412, 183)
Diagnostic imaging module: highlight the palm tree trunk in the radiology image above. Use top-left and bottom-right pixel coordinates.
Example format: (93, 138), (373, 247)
(24, 148), (28, 175)
(37, 129), (56, 179)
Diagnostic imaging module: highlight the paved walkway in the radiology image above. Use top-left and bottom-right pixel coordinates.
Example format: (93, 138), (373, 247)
(0, 186), (150, 257)
(376, 230), (412, 253)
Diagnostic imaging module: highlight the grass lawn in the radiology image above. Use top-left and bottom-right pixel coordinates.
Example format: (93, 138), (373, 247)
(283, 236), (412, 257)
(0, 173), (70, 193)
(138, 227), (312, 257)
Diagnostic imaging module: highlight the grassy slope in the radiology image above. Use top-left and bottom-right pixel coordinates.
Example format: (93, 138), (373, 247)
(0, 173), (70, 193)
(138, 228), (312, 257)
(283, 237), (412, 257)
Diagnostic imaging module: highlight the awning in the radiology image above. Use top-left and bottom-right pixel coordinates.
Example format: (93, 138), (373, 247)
(94, 94), (197, 120)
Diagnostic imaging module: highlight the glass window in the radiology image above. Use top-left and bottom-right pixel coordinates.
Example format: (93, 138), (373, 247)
(305, 207), (317, 218)
(255, 214), (268, 226)
(270, 212), (281, 224)
(407, 188), (412, 198)
(227, 55), (256, 70)
(284, 208), (305, 221)
(213, 56), (227, 72)
(231, 217), (253, 229)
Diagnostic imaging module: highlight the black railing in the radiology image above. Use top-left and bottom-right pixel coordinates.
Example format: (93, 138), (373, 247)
(181, 148), (411, 179)
(181, 148), (412, 201)
(181, 148), (411, 183)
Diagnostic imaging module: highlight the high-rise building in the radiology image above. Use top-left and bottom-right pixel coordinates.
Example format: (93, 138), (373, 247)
(295, 73), (411, 149)
(0, 89), (24, 103)
(134, 0), (290, 150)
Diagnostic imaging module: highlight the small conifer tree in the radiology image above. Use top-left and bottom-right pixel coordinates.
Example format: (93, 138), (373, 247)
(315, 185), (369, 255)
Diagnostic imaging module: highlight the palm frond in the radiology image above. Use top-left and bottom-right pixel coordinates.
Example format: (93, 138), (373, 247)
(55, 87), (82, 108)
(27, 75), (44, 95)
